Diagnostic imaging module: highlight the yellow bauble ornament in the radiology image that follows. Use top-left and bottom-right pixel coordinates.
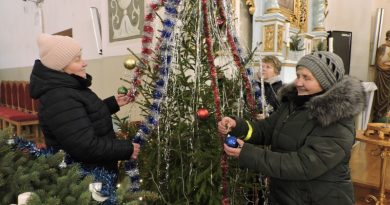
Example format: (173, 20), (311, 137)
(124, 56), (137, 70)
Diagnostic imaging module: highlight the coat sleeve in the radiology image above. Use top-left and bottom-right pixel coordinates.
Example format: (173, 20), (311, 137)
(230, 103), (287, 145)
(238, 122), (354, 180)
(103, 96), (120, 114)
(42, 94), (133, 163)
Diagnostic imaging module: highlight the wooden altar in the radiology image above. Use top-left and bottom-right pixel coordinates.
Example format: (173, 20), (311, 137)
(352, 130), (390, 205)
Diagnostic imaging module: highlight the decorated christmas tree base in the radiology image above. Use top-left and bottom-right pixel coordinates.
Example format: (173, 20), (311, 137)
(0, 127), (158, 205)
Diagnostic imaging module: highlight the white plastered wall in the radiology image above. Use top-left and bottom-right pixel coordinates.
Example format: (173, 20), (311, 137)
(0, 0), (383, 119)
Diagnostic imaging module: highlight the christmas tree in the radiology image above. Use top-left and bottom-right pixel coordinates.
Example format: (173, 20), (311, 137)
(0, 126), (159, 205)
(1, 0), (262, 204)
(0, 0), (262, 203)
(0, 128), (97, 205)
(120, 0), (261, 204)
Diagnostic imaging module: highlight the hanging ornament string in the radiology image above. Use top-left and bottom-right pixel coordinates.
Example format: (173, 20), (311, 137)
(224, 1), (268, 117)
(208, 2), (241, 118)
(222, 0), (261, 115)
(158, 24), (182, 196)
(258, 51), (268, 116)
(249, 44), (265, 114)
(124, 0), (181, 193)
(216, 0), (256, 117)
(214, 0), (260, 118)
(201, 0), (229, 204)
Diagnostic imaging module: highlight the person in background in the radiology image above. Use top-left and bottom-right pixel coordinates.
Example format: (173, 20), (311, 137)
(254, 55), (283, 204)
(219, 51), (365, 205)
(30, 33), (140, 176)
(373, 30), (390, 122)
(255, 55), (283, 119)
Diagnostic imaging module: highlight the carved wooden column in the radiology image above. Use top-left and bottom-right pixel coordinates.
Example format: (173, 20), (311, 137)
(259, 13), (287, 56)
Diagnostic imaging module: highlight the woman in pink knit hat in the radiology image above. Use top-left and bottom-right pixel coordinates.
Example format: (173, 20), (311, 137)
(29, 33), (140, 186)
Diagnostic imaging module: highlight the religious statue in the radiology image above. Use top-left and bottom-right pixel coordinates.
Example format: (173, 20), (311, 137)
(373, 30), (390, 121)
(313, 0), (328, 31)
(265, 0), (280, 13)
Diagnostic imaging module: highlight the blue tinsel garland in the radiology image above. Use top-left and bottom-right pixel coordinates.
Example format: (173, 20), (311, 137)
(124, 0), (181, 193)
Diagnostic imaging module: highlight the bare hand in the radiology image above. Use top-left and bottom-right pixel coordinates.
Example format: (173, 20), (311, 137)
(218, 117), (236, 135)
(224, 138), (244, 158)
(116, 94), (131, 107)
(131, 143), (140, 160)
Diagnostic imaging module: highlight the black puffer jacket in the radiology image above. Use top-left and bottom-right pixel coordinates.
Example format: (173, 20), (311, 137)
(30, 60), (133, 172)
(231, 76), (366, 205)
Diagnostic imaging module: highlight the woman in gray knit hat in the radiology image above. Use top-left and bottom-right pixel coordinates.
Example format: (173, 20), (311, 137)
(218, 51), (365, 205)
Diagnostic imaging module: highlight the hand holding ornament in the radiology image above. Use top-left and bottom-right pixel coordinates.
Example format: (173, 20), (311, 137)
(115, 94), (131, 107)
(131, 143), (140, 160)
(223, 137), (244, 158)
(218, 116), (236, 135)
(225, 134), (239, 148)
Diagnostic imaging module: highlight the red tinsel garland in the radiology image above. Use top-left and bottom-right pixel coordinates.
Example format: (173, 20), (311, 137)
(201, 0), (230, 204)
(127, 0), (164, 102)
(216, 0), (257, 118)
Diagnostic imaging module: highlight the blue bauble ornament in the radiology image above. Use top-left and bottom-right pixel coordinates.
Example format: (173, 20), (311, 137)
(163, 19), (175, 28)
(150, 103), (160, 112)
(156, 79), (165, 87)
(153, 90), (163, 99)
(148, 115), (158, 126)
(140, 124), (150, 134)
(225, 135), (239, 148)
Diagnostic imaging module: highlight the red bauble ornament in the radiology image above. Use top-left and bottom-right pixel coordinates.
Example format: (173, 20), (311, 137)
(197, 107), (209, 120)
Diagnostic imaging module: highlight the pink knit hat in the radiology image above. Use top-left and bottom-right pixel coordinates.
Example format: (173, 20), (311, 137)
(37, 33), (82, 70)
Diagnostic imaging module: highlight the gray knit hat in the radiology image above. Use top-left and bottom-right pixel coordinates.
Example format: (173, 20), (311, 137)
(296, 51), (345, 90)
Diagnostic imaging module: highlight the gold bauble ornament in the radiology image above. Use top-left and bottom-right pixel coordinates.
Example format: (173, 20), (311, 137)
(123, 56), (137, 70)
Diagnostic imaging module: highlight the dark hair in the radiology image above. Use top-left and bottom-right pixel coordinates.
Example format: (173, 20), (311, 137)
(262, 56), (282, 74)
(386, 30), (390, 41)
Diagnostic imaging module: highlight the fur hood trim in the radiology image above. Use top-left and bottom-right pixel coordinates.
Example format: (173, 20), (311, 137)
(278, 76), (366, 126)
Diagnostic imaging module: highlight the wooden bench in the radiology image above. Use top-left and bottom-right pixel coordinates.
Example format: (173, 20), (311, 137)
(0, 81), (40, 142)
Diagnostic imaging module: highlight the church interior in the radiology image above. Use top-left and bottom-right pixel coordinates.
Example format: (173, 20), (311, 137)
(1, 0), (390, 204)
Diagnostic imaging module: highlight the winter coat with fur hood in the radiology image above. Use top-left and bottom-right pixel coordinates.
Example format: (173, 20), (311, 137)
(256, 76), (283, 115)
(30, 60), (134, 172)
(230, 76), (365, 205)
